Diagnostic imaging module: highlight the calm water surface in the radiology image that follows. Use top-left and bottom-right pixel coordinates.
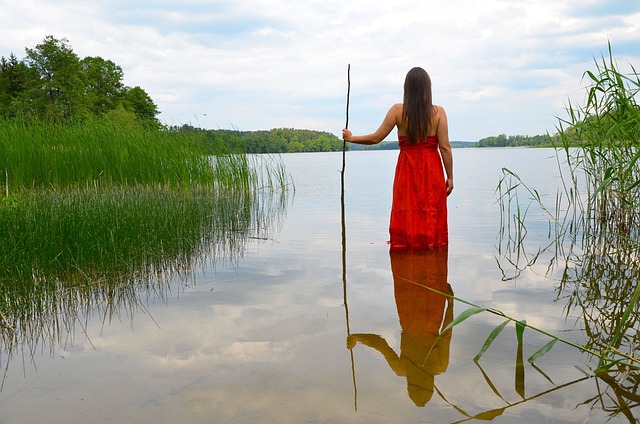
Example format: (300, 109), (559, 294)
(0, 149), (633, 423)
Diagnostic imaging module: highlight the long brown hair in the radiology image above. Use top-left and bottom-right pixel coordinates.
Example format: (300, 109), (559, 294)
(403, 67), (433, 143)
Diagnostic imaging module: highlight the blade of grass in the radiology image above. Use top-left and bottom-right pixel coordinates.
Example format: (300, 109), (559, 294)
(474, 319), (510, 362)
(528, 339), (558, 365)
(441, 307), (487, 334)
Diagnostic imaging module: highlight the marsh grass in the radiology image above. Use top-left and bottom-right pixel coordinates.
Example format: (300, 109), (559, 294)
(0, 117), (293, 375)
(0, 118), (217, 192)
(1, 187), (235, 280)
(555, 42), (640, 232)
(0, 118), (291, 284)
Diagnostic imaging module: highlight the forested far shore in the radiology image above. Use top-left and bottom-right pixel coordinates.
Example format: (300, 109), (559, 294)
(173, 125), (344, 153)
(185, 127), (557, 153)
(176, 125), (564, 153)
(349, 134), (558, 150)
(477, 133), (558, 147)
(350, 140), (478, 150)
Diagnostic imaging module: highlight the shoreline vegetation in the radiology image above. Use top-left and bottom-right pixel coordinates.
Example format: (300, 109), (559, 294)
(350, 134), (557, 150)
(173, 125), (346, 154)
(183, 129), (556, 153)
(0, 35), (293, 360)
(0, 117), (292, 361)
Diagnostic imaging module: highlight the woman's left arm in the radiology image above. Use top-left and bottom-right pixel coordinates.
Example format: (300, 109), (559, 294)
(436, 107), (454, 196)
(342, 104), (401, 145)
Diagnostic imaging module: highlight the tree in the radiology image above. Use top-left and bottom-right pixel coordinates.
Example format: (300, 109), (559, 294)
(0, 56), (11, 113)
(205, 128), (344, 153)
(0, 53), (35, 117)
(1, 36), (162, 124)
(477, 133), (552, 147)
(122, 86), (159, 126)
(23, 35), (86, 121)
(81, 56), (124, 115)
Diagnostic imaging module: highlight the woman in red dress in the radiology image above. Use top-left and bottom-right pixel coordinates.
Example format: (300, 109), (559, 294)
(342, 67), (453, 249)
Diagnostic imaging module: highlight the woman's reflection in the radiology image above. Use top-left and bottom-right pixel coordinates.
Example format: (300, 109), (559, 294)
(348, 247), (453, 407)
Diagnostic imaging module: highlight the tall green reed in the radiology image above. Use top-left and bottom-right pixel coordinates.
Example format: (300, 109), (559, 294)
(0, 116), (293, 373)
(493, 44), (640, 377)
(555, 42), (640, 230)
(0, 118), (216, 192)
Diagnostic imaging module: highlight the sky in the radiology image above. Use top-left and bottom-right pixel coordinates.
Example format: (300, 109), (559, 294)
(1, 0), (639, 141)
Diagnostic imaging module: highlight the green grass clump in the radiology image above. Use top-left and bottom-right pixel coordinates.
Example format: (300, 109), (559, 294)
(1, 187), (230, 281)
(0, 116), (292, 366)
(0, 117), (219, 192)
(555, 42), (640, 231)
(0, 183), (272, 303)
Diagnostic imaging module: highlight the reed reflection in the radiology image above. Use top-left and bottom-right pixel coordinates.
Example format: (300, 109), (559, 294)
(0, 183), (289, 386)
(348, 247), (453, 407)
(497, 159), (640, 419)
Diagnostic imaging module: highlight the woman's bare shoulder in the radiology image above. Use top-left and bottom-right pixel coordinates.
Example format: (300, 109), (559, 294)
(389, 103), (404, 123)
(433, 104), (447, 114)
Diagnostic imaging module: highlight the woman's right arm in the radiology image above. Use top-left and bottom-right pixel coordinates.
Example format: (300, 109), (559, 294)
(342, 104), (401, 145)
(436, 106), (454, 196)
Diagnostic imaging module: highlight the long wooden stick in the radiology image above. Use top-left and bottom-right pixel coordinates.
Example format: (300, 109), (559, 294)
(342, 64), (350, 177)
(341, 64), (357, 411)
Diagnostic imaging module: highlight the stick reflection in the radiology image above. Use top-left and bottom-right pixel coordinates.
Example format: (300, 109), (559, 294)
(348, 247), (453, 407)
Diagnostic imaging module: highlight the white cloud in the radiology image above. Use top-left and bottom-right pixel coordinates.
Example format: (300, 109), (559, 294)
(1, 0), (638, 140)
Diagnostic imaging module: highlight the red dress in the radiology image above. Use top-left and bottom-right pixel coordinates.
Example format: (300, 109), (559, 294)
(389, 135), (448, 249)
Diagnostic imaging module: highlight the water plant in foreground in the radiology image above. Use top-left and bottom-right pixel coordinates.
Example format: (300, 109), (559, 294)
(393, 276), (640, 421)
(0, 181), (289, 382)
(488, 44), (639, 418)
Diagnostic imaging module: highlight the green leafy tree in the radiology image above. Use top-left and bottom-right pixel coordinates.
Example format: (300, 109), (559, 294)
(23, 35), (86, 121)
(123, 85), (160, 126)
(0, 57), (12, 113)
(81, 56), (124, 115)
(1, 36), (161, 125)
(0, 53), (36, 117)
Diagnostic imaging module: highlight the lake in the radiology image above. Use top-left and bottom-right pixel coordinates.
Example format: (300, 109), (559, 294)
(0, 148), (636, 423)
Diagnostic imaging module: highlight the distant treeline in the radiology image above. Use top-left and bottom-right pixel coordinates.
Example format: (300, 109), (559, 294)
(477, 133), (556, 147)
(348, 134), (561, 150)
(173, 125), (344, 153)
(350, 140), (477, 150)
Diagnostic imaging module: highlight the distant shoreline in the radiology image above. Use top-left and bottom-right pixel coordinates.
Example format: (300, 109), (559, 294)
(349, 140), (478, 151)
(348, 140), (562, 150)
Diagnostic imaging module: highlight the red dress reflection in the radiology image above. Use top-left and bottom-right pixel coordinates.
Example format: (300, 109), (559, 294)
(348, 248), (453, 407)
